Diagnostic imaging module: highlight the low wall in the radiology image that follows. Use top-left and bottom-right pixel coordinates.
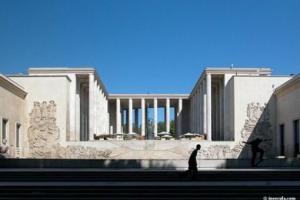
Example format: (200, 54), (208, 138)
(59, 140), (239, 160)
(25, 140), (245, 160)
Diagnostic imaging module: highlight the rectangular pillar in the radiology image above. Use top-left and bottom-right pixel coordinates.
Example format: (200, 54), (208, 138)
(206, 73), (212, 141)
(193, 95), (196, 132)
(116, 98), (121, 134)
(75, 78), (80, 140)
(198, 89), (201, 133)
(203, 80), (207, 135)
(190, 97), (194, 132)
(93, 80), (98, 135)
(69, 74), (76, 141)
(166, 98), (170, 133)
(128, 98), (133, 133)
(199, 83), (203, 133)
(176, 98), (182, 138)
(154, 98), (158, 137)
(89, 73), (94, 140)
(141, 98), (145, 136)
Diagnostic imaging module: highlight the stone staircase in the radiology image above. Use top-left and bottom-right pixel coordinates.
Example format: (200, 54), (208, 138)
(0, 168), (300, 199)
(0, 159), (299, 199)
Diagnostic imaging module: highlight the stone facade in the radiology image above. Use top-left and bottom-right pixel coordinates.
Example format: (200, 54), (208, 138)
(1, 67), (296, 160)
(26, 101), (273, 160)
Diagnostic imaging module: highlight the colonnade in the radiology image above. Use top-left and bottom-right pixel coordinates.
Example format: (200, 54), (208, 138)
(190, 72), (226, 141)
(190, 73), (212, 141)
(88, 73), (109, 140)
(115, 97), (184, 138)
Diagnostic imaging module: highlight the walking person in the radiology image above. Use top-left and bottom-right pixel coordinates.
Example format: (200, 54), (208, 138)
(186, 144), (201, 180)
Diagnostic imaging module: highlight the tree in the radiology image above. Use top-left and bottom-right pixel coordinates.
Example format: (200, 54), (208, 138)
(170, 120), (176, 136)
(157, 121), (166, 133)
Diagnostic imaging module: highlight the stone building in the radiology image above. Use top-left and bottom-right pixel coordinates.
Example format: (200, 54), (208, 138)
(0, 67), (299, 160)
(273, 75), (300, 158)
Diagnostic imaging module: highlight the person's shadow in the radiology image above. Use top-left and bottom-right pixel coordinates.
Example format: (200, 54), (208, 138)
(243, 138), (271, 167)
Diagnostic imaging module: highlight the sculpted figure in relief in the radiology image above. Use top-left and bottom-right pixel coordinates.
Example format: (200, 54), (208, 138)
(28, 101), (111, 159)
(198, 102), (272, 159)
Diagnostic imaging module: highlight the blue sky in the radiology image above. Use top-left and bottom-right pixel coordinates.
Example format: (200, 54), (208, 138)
(0, 0), (299, 94)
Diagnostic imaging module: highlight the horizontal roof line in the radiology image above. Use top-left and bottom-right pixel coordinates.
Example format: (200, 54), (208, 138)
(28, 67), (95, 73)
(109, 94), (190, 99)
(8, 75), (71, 81)
(205, 67), (272, 71)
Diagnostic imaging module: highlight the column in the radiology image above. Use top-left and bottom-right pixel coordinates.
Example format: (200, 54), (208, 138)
(176, 98), (182, 138)
(198, 89), (201, 133)
(75, 78), (80, 140)
(153, 98), (158, 137)
(203, 80), (207, 135)
(141, 98), (145, 136)
(82, 85), (90, 141)
(128, 98), (133, 133)
(97, 85), (101, 134)
(193, 95), (196, 132)
(89, 73), (94, 140)
(200, 82), (203, 133)
(94, 80), (98, 135)
(166, 98), (170, 133)
(219, 80), (224, 140)
(116, 98), (121, 134)
(145, 101), (148, 137)
(190, 97), (194, 132)
(69, 74), (76, 141)
(206, 73), (212, 141)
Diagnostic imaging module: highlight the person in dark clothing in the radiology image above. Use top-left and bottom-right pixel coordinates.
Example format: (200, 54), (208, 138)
(243, 138), (271, 167)
(186, 144), (201, 179)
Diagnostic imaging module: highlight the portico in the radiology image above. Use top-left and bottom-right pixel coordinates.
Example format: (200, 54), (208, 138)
(108, 94), (189, 138)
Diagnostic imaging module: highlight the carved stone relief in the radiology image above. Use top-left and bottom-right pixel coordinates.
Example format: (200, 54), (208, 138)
(28, 101), (112, 159)
(199, 102), (273, 159)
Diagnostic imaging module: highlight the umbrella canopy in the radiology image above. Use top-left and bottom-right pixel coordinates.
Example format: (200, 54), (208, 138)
(162, 135), (173, 138)
(184, 132), (194, 137)
(158, 131), (170, 136)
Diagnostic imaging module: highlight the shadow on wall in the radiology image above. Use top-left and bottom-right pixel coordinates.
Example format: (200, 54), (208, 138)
(237, 95), (276, 160)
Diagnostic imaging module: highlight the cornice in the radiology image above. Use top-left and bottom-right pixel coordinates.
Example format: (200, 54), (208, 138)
(28, 67), (96, 74)
(274, 74), (300, 96)
(0, 74), (27, 99)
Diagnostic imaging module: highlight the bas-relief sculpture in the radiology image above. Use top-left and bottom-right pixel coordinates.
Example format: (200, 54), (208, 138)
(27, 101), (272, 160)
(199, 102), (273, 159)
(28, 101), (60, 158)
(28, 101), (111, 159)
